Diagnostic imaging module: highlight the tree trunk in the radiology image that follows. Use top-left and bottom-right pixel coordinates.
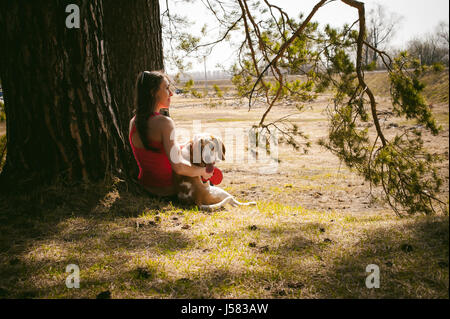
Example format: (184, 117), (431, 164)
(364, 46), (369, 67)
(102, 0), (165, 178)
(371, 30), (378, 67)
(0, 0), (162, 190)
(102, 0), (164, 130)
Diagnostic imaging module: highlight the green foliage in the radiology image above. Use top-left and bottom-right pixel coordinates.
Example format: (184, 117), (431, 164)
(228, 15), (319, 153)
(231, 69), (254, 98)
(212, 84), (223, 98)
(368, 133), (444, 215)
(230, 16), (318, 105)
(183, 79), (194, 91)
(432, 62), (445, 72)
(316, 24), (359, 98)
(364, 61), (376, 71)
(182, 79), (202, 98)
(190, 90), (203, 98)
(178, 33), (200, 52)
(319, 48), (446, 215)
(320, 104), (370, 170)
(389, 53), (441, 135)
(330, 49), (355, 74)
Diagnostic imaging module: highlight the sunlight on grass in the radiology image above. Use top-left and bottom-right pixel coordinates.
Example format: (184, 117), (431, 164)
(0, 183), (447, 298)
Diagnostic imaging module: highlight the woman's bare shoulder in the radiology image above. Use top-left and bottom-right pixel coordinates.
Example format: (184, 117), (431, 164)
(150, 114), (174, 129)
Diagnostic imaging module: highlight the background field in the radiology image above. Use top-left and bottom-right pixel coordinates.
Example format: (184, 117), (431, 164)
(0, 70), (448, 299)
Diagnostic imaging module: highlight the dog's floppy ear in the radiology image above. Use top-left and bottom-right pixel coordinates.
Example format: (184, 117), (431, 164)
(200, 138), (207, 165)
(188, 140), (194, 164)
(192, 136), (204, 165)
(212, 136), (225, 161)
(221, 142), (226, 161)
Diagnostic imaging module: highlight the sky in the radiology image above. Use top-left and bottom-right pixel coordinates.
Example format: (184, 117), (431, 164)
(160, 0), (450, 73)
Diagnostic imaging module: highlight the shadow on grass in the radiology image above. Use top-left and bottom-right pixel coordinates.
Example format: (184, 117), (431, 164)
(0, 179), (193, 298)
(3, 266), (240, 299)
(169, 218), (448, 298)
(260, 217), (449, 298)
(0, 179), (448, 298)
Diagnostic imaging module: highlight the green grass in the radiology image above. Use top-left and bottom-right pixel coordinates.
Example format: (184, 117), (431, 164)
(364, 69), (449, 104)
(0, 179), (447, 299)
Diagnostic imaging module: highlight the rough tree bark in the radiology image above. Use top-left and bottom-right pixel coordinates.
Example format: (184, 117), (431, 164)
(0, 0), (163, 191)
(103, 0), (164, 130)
(102, 0), (164, 178)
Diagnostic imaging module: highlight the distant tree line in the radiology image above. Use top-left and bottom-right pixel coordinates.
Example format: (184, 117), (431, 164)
(405, 21), (449, 67)
(362, 4), (448, 70)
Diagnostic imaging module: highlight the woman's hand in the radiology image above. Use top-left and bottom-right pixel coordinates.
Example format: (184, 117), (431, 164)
(201, 167), (214, 180)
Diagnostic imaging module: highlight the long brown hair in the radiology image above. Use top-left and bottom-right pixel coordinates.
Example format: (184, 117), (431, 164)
(134, 70), (167, 151)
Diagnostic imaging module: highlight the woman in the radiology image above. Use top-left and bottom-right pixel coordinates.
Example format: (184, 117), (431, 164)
(129, 70), (212, 197)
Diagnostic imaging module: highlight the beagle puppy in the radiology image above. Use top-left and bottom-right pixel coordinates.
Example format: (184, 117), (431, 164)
(174, 133), (257, 211)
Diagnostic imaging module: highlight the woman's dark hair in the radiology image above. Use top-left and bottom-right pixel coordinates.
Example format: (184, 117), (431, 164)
(134, 70), (167, 151)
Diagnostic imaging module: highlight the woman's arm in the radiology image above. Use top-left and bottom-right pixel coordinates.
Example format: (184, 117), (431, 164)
(160, 117), (211, 178)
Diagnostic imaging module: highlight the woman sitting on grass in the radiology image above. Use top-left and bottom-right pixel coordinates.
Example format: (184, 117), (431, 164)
(129, 71), (213, 197)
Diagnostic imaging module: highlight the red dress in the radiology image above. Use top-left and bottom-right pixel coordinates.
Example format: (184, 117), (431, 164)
(129, 113), (173, 187)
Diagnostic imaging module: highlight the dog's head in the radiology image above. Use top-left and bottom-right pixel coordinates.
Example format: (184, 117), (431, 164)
(188, 133), (225, 167)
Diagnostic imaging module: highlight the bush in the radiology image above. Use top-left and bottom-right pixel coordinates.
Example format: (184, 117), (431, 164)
(432, 62), (445, 72)
(364, 61), (376, 71)
(181, 79), (204, 98)
(191, 90), (203, 98)
(213, 84), (223, 98)
(183, 79), (194, 91)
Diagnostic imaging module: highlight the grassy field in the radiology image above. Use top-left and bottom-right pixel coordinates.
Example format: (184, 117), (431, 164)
(0, 181), (448, 298)
(0, 70), (448, 299)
